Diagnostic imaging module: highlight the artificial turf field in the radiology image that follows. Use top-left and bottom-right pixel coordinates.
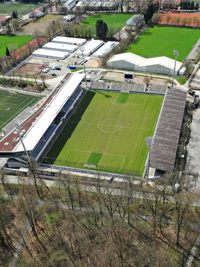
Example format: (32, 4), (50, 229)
(0, 91), (39, 131)
(81, 13), (132, 36)
(46, 91), (163, 176)
(126, 26), (200, 61)
(0, 35), (33, 57)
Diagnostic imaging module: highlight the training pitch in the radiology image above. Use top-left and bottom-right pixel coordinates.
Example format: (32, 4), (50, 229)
(46, 91), (163, 176)
(0, 35), (33, 57)
(126, 26), (200, 61)
(0, 3), (40, 16)
(81, 13), (132, 36)
(0, 91), (39, 131)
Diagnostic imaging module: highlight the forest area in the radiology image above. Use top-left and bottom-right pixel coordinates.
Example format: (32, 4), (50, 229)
(0, 171), (200, 267)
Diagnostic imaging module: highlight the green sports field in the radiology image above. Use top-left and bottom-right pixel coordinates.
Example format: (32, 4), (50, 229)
(0, 3), (40, 16)
(46, 91), (163, 176)
(0, 90), (39, 131)
(0, 35), (33, 57)
(81, 13), (132, 36)
(126, 26), (200, 61)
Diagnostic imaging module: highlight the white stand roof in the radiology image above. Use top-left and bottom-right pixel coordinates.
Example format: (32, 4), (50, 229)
(15, 73), (85, 152)
(32, 48), (69, 60)
(52, 36), (86, 46)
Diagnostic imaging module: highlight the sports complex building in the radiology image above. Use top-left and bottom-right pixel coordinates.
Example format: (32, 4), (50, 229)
(0, 71), (187, 180)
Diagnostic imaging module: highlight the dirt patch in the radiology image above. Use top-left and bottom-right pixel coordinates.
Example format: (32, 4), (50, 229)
(22, 14), (62, 35)
(86, 58), (103, 68)
(14, 63), (47, 76)
(156, 12), (200, 27)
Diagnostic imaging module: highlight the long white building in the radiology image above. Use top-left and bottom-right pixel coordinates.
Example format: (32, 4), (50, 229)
(43, 42), (78, 53)
(107, 52), (185, 76)
(32, 48), (69, 60)
(77, 39), (104, 56)
(93, 41), (119, 58)
(52, 36), (86, 46)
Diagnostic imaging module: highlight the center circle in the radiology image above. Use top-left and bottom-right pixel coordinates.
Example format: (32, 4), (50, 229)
(98, 119), (123, 133)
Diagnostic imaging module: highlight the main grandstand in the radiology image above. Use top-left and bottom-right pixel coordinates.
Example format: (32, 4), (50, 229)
(4, 73), (85, 167)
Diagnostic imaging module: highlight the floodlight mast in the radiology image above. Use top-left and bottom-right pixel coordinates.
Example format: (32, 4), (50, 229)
(16, 124), (32, 168)
(172, 50), (179, 87)
(145, 136), (153, 180)
(80, 47), (88, 89)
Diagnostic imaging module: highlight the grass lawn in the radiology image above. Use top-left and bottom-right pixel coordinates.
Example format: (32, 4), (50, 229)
(81, 13), (132, 36)
(45, 91), (163, 176)
(0, 35), (32, 57)
(0, 91), (39, 131)
(126, 26), (200, 61)
(176, 76), (187, 85)
(0, 3), (41, 16)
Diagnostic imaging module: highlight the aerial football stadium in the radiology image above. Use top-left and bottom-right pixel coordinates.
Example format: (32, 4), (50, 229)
(3, 72), (186, 178)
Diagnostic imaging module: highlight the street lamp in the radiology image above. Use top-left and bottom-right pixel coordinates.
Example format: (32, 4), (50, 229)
(172, 50), (179, 87)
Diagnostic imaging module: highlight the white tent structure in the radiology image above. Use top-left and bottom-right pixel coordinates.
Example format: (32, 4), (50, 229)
(52, 36), (86, 46)
(15, 73), (85, 153)
(43, 42), (78, 53)
(32, 48), (69, 60)
(92, 41), (119, 58)
(77, 39), (104, 56)
(107, 53), (185, 75)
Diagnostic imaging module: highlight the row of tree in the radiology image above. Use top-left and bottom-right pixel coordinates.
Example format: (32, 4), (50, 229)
(180, 0), (199, 10)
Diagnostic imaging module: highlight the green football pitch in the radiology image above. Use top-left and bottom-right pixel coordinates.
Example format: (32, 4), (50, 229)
(126, 26), (200, 61)
(0, 35), (33, 57)
(0, 90), (39, 131)
(81, 13), (132, 37)
(45, 91), (163, 176)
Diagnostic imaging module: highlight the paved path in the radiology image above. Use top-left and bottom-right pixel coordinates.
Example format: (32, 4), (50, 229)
(186, 108), (200, 183)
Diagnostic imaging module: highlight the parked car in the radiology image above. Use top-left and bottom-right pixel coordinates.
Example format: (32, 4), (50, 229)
(42, 68), (50, 73)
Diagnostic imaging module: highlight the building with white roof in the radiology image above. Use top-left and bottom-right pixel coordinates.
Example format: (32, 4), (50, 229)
(52, 36), (86, 46)
(62, 0), (77, 10)
(77, 39), (104, 56)
(32, 48), (69, 60)
(92, 41), (119, 58)
(43, 42), (78, 53)
(107, 53), (185, 76)
(15, 73), (85, 154)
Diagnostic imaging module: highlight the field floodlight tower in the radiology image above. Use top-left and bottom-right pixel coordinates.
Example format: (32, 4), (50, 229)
(80, 46), (88, 90)
(172, 50), (179, 88)
(145, 136), (153, 180)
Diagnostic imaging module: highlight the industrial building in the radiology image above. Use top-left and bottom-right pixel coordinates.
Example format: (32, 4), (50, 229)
(126, 14), (145, 30)
(32, 48), (69, 60)
(77, 39), (104, 56)
(43, 42), (78, 53)
(76, 0), (119, 10)
(93, 41), (119, 58)
(62, 0), (77, 10)
(107, 52), (185, 76)
(52, 36), (86, 46)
